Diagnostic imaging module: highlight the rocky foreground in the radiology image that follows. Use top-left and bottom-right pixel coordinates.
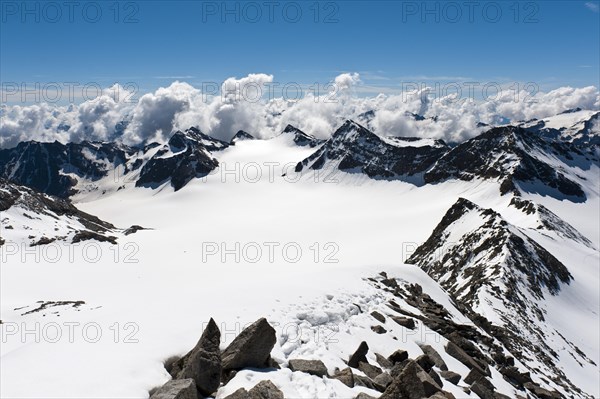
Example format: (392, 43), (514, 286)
(149, 275), (564, 399)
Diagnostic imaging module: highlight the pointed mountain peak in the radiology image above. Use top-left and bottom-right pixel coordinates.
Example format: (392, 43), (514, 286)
(281, 124), (325, 147)
(230, 130), (255, 145)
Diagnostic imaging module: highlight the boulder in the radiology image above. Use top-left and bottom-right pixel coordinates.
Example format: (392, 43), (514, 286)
(429, 369), (443, 388)
(387, 349), (408, 364)
(354, 374), (383, 391)
(391, 316), (416, 329)
(375, 353), (393, 369)
(221, 318), (276, 371)
(415, 354), (435, 372)
(416, 368), (443, 396)
(380, 360), (426, 399)
(332, 367), (354, 387)
(440, 370), (461, 385)
(371, 325), (387, 334)
(371, 311), (386, 323)
(524, 382), (562, 399)
(419, 344), (448, 371)
(248, 380), (284, 399)
(150, 379), (198, 399)
(465, 369), (495, 392)
(358, 361), (383, 380)
(288, 359), (328, 377)
(170, 318), (221, 396)
(445, 342), (489, 376)
(348, 341), (369, 368)
(471, 381), (495, 399)
(373, 372), (393, 388)
(223, 388), (250, 399)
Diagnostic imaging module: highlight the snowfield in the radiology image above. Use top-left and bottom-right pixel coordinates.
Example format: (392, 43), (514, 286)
(1, 134), (599, 398)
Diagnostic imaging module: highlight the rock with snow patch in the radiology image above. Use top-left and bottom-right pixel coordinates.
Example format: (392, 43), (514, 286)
(348, 341), (369, 368)
(221, 318), (276, 371)
(288, 359), (328, 377)
(169, 318), (221, 396)
(150, 379), (197, 399)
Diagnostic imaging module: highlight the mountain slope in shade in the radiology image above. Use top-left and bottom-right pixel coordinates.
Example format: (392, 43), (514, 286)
(0, 178), (118, 246)
(519, 109), (600, 146)
(0, 140), (137, 198)
(135, 128), (222, 191)
(508, 196), (594, 247)
(281, 124), (326, 147)
(406, 198), (595, 397)
(295, 120), (449, 183)
(424, 126), (596, 200)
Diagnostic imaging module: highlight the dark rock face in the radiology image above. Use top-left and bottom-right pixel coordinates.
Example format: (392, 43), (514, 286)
(0, 127), (229, 197)
(230, 130), (256, 145)
(406, 198), (572, 308)
(424, 126), (589, 200)
(169, 318), (221, 396)
(380, 360), (427, 399)
(221, 318), (276, 371)
(288, 359), (328, 377)
(295, 120), (448, 183)
(150, 379), (198, 399)
(0, 178), (117, 246)
(348, 341), (369, 368)
(0, 140), (136, 198)
(136, 128), (221, 191)
(282, 124), (325, 147)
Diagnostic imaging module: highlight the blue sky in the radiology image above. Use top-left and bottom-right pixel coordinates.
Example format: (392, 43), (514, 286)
(1, 0), (599, 97)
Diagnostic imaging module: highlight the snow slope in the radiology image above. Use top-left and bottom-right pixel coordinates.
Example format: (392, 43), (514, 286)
(1, 132), (598, 398)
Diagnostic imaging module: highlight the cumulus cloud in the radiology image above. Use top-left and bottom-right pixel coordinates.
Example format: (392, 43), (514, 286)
(334, 72), (361, 92)
(1, 72), (598, 149)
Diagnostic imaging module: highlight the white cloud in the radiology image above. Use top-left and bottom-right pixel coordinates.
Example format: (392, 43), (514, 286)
(1, 72), (598, 149)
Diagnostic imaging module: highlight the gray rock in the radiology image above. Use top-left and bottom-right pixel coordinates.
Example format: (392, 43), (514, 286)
(288, 359), (328, 377)
(391, 316), (416, 329)
(440, 370), (461, 385)
(371, 325), (387, 334)
(222, 318), (276, 371)
(445, 342), (489, 376)
(332, 367), (354, 387)
(465, 369), (495, 392)
(419, 344), (448, 371)
(370, 311), (386, 323)
(373, 372), (393, 388)
(387, 349), (408, 364)
(523, 382), (562, 399)
(416, 354), (435, 372)
(380, 360), (426, 399)
(429, 369), (443, 388)
(471, 380), (495, 399)
(358, 361), (383, 380)
(223, 388), (250, 399)
(416, 368), (443, 396)
(170, 318), (221, 396)
(150, 379), (198, 399)
(354, 374), (384, 392)
(375, 353), (393, 369)
(248, 380), (284, 399)
(348, 341), (369, 368)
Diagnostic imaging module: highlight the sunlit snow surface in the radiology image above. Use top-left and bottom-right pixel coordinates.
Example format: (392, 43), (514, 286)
(1, 134), (598, 398)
